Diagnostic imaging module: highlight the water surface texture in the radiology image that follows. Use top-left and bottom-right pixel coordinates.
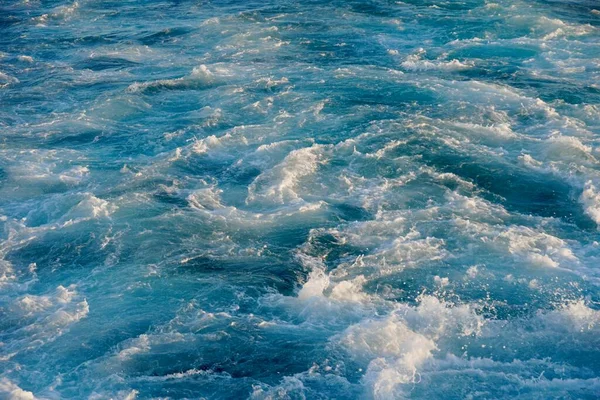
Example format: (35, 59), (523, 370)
(1, 0), (600, 399)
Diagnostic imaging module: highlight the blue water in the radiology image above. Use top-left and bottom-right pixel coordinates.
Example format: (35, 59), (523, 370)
(1, 0), (600, 399)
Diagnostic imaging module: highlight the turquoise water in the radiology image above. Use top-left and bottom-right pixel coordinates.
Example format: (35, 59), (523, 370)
(1, 0), (600, 398)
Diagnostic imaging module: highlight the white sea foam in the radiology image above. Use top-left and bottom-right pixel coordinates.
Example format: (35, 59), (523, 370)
(340, 316), (435, 363)
(544, 300), (600, 332)
(87, 45), (155, 63)
(402, 58), (473, 71)
(580, 180), (600, 226)
(89, 389), (139, 400)
(115, 333), (185, 361)
(4, 285), (89, 356)
(191, 133), (234, 154)
(297, 256), (330, 301)
(17, 55), (34, 63)
(424, 79), (559, 119)
(0, 71), (19, 87)
(62, 194), (116, 222)
(32, 1), (80, 25)
(0, 379), (35, 400)
(295, 254), (371, 304)
(342, 318), (435, 398)
(58, 166), (90, 184)
(337, 296), (483, 399)
(537, 16), (596, 40)
(544, 135), (595, 163)
(401, 48), (473, 72)
(127, 64), (219, 93)
(309, 219), (447, 277)
(454, 219), (578, 269)
(247, 145), (327, 205)
(251, 376), (306, 399)
(187, 187), (227, 212)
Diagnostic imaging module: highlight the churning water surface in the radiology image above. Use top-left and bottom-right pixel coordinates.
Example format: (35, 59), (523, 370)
(1, 0), (600, 399)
